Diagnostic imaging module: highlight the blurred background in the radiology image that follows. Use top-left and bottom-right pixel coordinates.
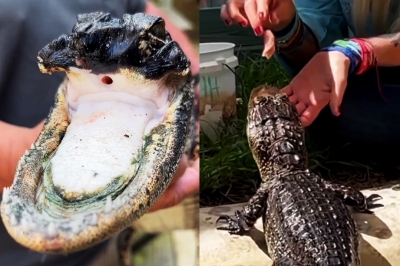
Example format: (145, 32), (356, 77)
(152, 0), (199, 52)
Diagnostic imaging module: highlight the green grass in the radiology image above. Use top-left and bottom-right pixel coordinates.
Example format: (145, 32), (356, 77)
(200, 52), (290, 191)
(200, 52), (381, 192)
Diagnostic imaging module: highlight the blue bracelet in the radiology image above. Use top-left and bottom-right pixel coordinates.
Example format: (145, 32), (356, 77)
(320, 40), (362, 75)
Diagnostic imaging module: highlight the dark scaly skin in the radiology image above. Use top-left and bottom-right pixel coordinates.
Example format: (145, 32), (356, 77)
(216, 85), (383, 266)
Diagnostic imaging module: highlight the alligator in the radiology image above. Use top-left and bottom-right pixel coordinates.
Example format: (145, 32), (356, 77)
(0, 12), (198, 264)
(216, 85), (383, 266)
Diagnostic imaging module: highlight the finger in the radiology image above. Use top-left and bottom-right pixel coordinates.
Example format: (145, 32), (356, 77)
(289, 95), (298, 105)
(256, 0), (269, 20)
(330, 78), (347, 117)
(220, 5), (232, 25)
(33, 120), (45, 135)
(170, 155), (189, 185)
(261, 29), (276, 58)
(300, 105), (321, 127)
(295, 102), (308, 115)
(244, 0), (263, 35)
(281, 85), (293, 96)
(226, 0), (248, 25)
(149, 158), (199, 212)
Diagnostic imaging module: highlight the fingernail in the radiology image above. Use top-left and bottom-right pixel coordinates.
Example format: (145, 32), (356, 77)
(259, 12), (264, 19)
(240, 21), (247, 27)
(224, 20), (231, 25)
(254, 26), (263, 36)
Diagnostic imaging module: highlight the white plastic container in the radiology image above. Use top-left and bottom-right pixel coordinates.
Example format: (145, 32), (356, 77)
(199, 42), (238, 139)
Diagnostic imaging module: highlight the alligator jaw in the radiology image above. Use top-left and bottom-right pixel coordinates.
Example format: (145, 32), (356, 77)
(0, 12), (194, 254)
(0, 74), (194, 253)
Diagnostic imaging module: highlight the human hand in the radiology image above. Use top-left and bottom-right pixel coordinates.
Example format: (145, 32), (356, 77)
(149, 154), (199, 212)
(281, 51), (351, 127)
(220, 0), (296, 57)
(0, 120), (44, 188)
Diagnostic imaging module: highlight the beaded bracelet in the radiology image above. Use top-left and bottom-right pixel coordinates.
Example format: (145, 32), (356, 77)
(320, 38), (377, 75)
(320, 38), (385, 100)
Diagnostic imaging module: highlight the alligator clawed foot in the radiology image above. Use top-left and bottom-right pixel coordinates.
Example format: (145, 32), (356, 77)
(216, 210), (250, 235)
(356, 194), (383, 214)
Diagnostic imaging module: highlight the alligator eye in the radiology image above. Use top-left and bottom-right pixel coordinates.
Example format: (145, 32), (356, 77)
(147, 20), (167, 51)
(101, 76), (113, 85)
(254, 96), (265, 105)
(277, 93), (288, 101)
(150, 20), (166, 41)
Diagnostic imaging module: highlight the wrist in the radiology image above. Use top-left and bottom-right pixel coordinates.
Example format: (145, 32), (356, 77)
(320, 39), (362, 75)
(273, 12), (297, 38)
(320, 39), (377, 75)
(272, 6), (296, 33)
(274, 12), (304, 53)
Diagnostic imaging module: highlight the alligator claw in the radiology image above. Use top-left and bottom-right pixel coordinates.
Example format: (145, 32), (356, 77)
(367, 194), (383, 202)
(366, 194), (384, 210)
(356, 193), (383, 214)
(216, 213), (245, 234)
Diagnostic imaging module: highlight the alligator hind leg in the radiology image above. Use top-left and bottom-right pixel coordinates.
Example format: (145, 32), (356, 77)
(117, 226), (136, 266)
(216, 182), (269, 234)
(323, 181), (383, 213)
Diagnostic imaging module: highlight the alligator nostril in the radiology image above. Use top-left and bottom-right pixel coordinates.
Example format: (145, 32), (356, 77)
(101, 76), (113, 85)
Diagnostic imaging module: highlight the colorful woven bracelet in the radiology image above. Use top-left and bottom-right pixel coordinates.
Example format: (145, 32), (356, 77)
(320, 39), (361, 75)
(350, 38), (377, 74)
(320, 38), (377, 75)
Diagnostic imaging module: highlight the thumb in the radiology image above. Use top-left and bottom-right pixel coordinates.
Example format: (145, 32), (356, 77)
(300, 106), (320, 127)
(262, 29), (276, 59)
(32, 120), (45, 135)
(28, 120), (45, 146)
(329, 78), (347, 117)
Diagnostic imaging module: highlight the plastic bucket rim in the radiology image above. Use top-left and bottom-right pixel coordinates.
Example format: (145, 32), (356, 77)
(199, 42), (236, 54)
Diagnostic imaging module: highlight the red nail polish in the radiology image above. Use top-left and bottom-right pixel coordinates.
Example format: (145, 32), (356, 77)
(254, 26), (263, 36)
(240, 21), (247, 27)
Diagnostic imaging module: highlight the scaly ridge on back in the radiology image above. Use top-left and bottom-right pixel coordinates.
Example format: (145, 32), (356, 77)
(216, 85), (383, 266)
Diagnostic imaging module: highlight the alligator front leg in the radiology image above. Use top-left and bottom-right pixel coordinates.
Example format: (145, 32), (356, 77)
(323, 182), (383, 213)
(216, 182), (268, 234)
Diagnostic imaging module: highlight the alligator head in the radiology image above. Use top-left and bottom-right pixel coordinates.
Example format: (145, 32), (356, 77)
(1, 12), (194, 254)
(247, 85), (307, 178)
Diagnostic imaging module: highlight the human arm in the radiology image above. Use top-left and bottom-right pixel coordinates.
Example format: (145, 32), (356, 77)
(367, 33), (400, 66)
(272, 0), (349, 74)
(282, 31), (400, 126)
(220, 0), (348, 74)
